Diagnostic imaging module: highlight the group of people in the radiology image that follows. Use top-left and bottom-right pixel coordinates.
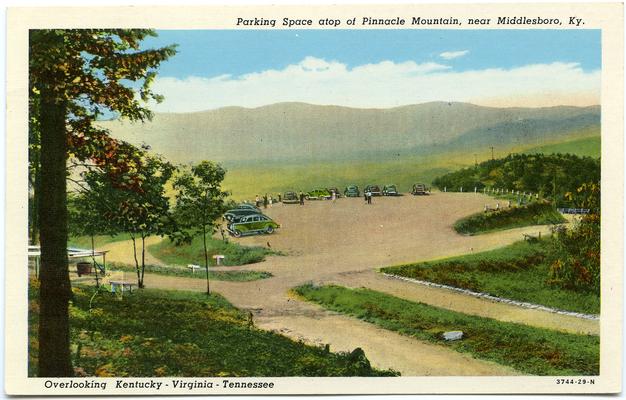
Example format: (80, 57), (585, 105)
(255, 194), (280, 209)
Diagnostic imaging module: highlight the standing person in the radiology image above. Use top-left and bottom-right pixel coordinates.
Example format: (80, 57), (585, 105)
(367, 189), (372, 204)
(331, 190), (336, 204)
(299, 191), (305, 205)
(278, 194), (282, 203)
(255, 195), (260, 208)
(263, 194), (268, 209)
(269, 195), (273, 207)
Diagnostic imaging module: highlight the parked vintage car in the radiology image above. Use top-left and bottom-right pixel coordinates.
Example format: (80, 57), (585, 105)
(282, 191), (299, 204)
(223, 208), (261, 222)
(382, 184), (399, 196)
(411, 183), (429, 195)
(306, 188), (332, 200)
(326, 187), (342, 198)
(236, 203), (261, 211)
(227, 214), (280, 237)
(343, 185), (360, 197)
(364, 185), (382, 196)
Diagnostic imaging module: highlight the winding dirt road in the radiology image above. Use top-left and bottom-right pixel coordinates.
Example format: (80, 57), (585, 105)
(98, 193), (598, 375)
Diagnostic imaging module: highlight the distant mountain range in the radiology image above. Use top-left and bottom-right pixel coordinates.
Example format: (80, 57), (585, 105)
(99, 102), (600, 164)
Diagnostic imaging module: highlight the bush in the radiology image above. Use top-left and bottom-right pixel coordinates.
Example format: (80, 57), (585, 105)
(148, 236), (275, 267)
(547, 183), (600, 295)
(381, 239), (599, 314)
(432, 153), (600, 207)
(454, 201), (566, 235)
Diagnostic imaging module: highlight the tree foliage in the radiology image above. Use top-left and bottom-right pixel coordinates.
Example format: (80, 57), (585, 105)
(29, 29), (175, 376)
(432, 153), (600, 207)
(548, 182), (601, 294)
(172, 161), (229, 293)
(82, 152), (175, 288)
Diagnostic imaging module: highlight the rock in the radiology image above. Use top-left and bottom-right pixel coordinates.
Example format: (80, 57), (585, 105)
(443, 331), (464, 341)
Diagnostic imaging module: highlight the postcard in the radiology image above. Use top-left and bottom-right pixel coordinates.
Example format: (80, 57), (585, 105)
(5, 2), (623, 395)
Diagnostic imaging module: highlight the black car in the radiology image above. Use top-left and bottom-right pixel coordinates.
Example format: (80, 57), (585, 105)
(236, 203), (261, 211)
(224, 208), (261, 222)
(282, 191), (299, 204)
(411, 183), (429, 195)
(364, 185), (382, 196)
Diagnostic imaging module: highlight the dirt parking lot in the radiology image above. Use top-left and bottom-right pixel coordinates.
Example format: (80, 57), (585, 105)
(101, 192), (598, 375)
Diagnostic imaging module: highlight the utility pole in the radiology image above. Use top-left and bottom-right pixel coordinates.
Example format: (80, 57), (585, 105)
(490, 146), (494, 160)
(474, 153), (477, 167)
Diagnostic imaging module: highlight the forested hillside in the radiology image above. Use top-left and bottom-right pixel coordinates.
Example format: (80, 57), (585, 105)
(432, 153), (600, 207)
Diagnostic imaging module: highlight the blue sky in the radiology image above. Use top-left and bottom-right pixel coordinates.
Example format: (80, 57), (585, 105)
(140, 30), (601, 112)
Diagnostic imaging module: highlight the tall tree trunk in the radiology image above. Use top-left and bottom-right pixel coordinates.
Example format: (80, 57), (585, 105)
(37, 88), (73, 376)
(203, 225), (210, 294)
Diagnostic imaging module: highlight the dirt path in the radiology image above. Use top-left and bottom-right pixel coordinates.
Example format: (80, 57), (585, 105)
(122, 272), (519, 376)
(99, 193), (597, 375)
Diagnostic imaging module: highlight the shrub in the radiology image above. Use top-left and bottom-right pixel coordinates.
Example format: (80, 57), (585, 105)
(454, 201), (565, 235)
(547, 183), (600, 294)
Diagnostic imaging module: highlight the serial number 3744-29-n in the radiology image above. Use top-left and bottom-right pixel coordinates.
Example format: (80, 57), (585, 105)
(555, 378), (595, 385)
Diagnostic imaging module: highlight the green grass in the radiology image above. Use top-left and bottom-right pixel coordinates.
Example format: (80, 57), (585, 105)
(381, 240), (600, 314)
(109, 262), (272, 282)
(523, 135), (600, 158)
(148, 236), (276, 267)
(454, 202), (566, 235)
(28, 279), (397, 377)
(294, 284), (599, 376)
(68, 233), (132, 249)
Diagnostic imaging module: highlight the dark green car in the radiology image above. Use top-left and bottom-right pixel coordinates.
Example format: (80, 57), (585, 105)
(224, 208), (260, 222)
(344, 185), (360, 197)
(227, 214), (280, 237)
(382, 184), (399, 196)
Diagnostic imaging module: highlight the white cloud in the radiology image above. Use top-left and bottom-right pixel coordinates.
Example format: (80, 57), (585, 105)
(148, 57), (600, 112)
(439, 50), (470, 60)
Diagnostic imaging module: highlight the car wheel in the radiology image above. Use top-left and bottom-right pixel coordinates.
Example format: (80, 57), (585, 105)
(265, 226), (274, 234)
(232, 230), (242, 238)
